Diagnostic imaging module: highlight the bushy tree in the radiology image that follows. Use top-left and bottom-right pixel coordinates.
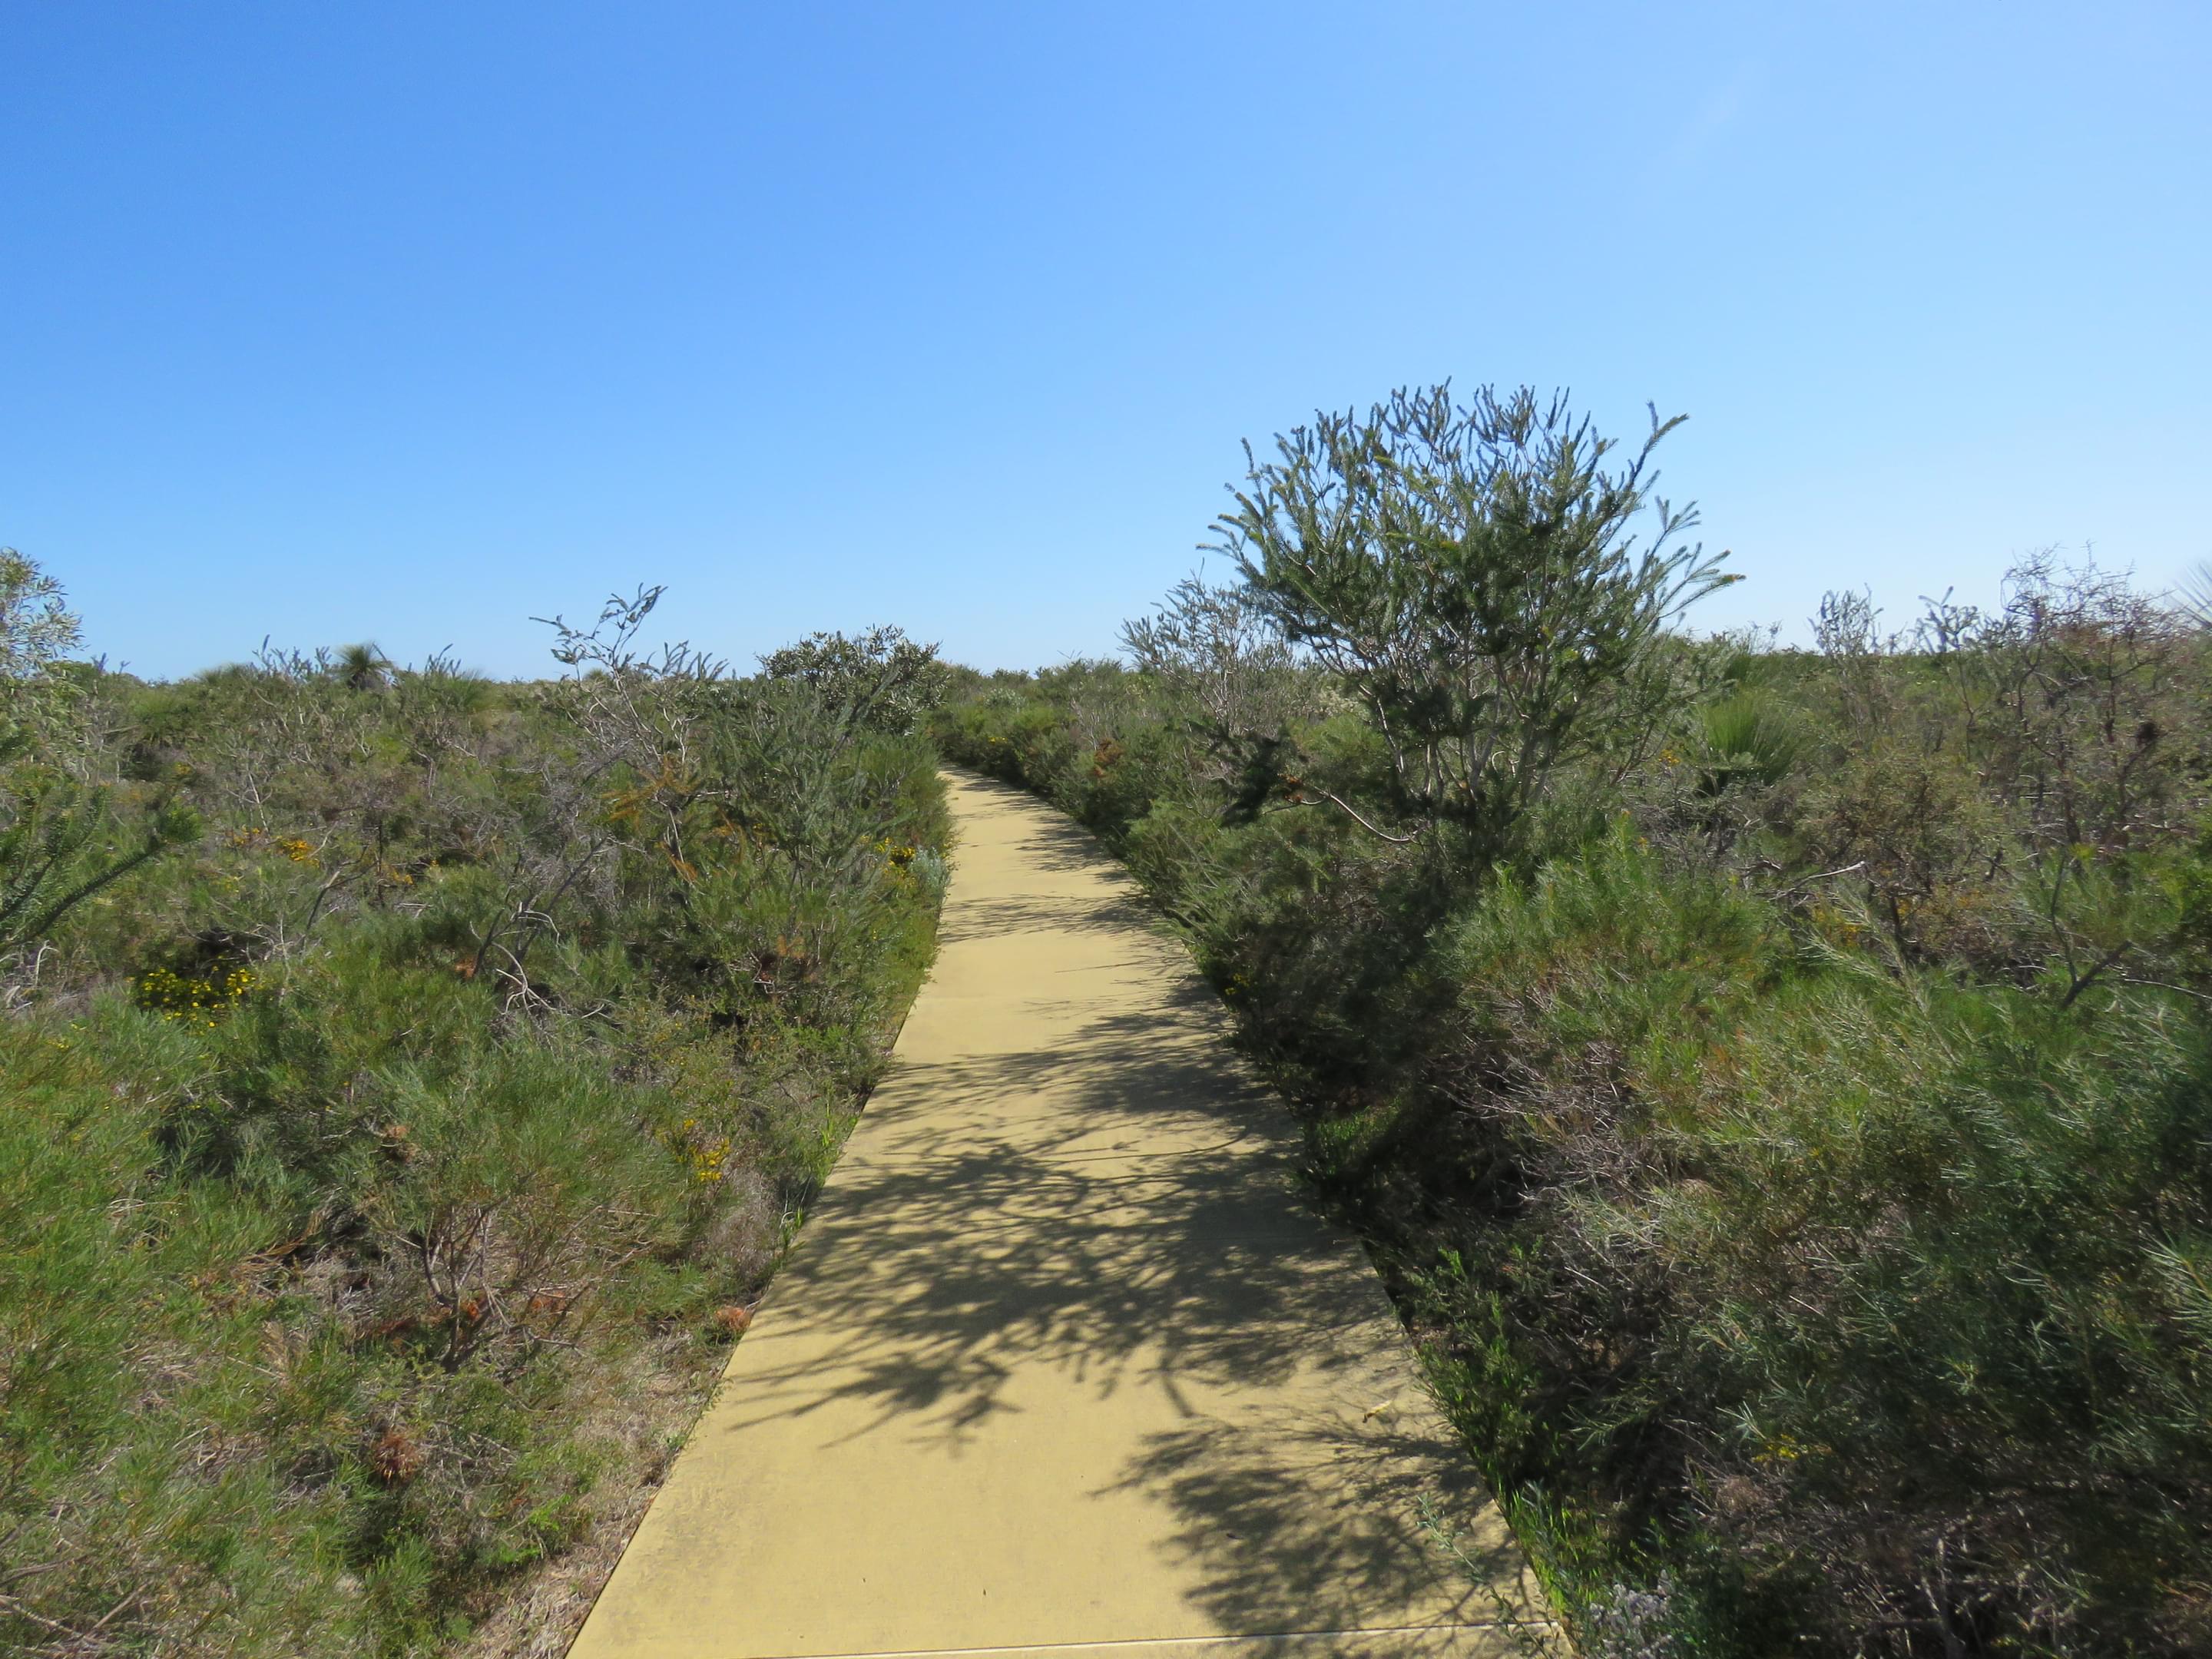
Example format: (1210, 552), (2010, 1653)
(0, 550), (197, 965)
(0, 547), (87, 745)
(1213, 384), (1735, 853)
(1119, 570), (1300, 737)
(759, 624), (952, 737)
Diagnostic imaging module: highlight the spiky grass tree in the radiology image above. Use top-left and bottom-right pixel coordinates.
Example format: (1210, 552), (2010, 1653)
(329, 641), (392, 692)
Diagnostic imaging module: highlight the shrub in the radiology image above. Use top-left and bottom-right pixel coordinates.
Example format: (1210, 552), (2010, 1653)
(1214, 385), (1735, 855)
(934, 544), (2212, 1657)
(757, 624), (953, 737)
(1, 578), (949, 1657)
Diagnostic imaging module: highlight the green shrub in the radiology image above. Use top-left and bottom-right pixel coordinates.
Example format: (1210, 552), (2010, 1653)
(1695, 691), (1806, 790)
(1, 575), (949, 1657)
(935, 545), (2212, 1657)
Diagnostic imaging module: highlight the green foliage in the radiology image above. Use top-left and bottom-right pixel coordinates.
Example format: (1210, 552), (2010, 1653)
(0, 546), (85, 732)
(1118, 571), (1310, 748)
(329, 641), (395, 692)
(1, 583), (947, 1656)
(0, 769), (200, 959)
(0, 553), (200, 966)
(1694, 692), (1806, 790)
(1214, 385), (1736, 855)
(758, 623), (953, 737)
(934, 543), (2212, 1657)
(1431, 826), (2212, 1651)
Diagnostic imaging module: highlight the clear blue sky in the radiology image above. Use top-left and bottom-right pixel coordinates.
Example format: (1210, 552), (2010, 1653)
(5, 2), (2207, 679)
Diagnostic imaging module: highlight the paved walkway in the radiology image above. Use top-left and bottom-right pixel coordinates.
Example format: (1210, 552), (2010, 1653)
(568, 773), (1544, 1659)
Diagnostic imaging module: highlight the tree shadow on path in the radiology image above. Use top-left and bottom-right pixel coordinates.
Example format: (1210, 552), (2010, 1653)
(700, 772), (1535, 1641)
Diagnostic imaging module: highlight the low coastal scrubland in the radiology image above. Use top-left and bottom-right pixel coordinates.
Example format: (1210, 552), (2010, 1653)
(10, 381), (2207, 1659)
(933, 386), (2212, 1657)
(0, 565), (949, 1657)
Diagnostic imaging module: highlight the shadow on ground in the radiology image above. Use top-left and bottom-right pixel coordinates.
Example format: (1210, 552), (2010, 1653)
(690, 775), (1528, 1637)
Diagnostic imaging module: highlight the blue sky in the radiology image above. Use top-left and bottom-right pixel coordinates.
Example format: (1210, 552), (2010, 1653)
(4, 2), (2207, 678)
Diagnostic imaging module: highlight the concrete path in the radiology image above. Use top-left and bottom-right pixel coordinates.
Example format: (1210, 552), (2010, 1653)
(568, 773), (1545, 1659)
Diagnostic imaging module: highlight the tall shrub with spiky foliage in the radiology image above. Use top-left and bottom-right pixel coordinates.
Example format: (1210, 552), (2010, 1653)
(1212, 385), (1737, 856)
(0, 550), (197, 965)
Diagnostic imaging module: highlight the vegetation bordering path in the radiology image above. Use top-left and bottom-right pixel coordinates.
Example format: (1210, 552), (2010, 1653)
(12, 375), (2210, 1658)
(0, 565), (952, 1657)
(931, 386), (2212, 1657)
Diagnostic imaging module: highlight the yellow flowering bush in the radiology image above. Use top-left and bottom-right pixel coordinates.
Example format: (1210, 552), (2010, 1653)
(133, 964), (258, 1028)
